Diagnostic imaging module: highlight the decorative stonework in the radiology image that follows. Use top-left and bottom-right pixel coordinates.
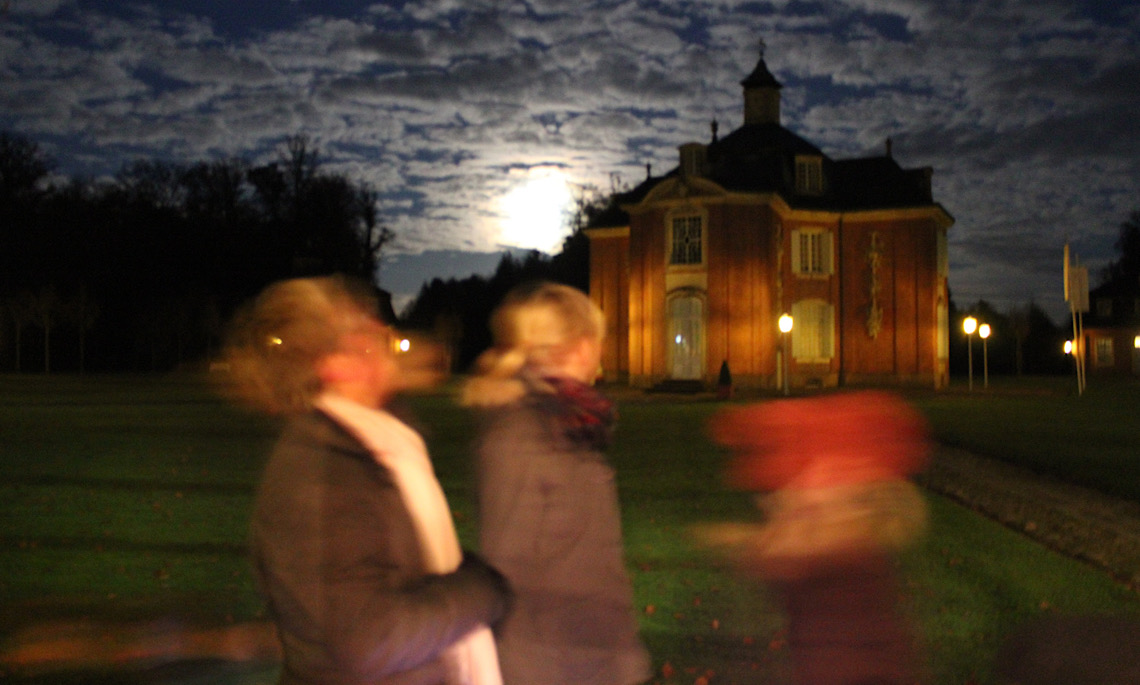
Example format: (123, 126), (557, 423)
(866, 231), (884, 339)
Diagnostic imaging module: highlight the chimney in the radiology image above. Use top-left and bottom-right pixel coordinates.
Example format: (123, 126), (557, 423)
(679, 143), (707, 178)
(885, 137), (893, 158)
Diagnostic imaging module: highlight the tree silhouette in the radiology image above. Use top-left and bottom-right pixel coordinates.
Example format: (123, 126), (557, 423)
(0, 129), (396, 372)
(67, 285), (100, 374)
(25, 286), (60, 373)
(1100, 210), (1140, 286)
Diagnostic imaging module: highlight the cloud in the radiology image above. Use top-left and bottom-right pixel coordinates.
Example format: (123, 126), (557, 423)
(1, 0), (1137, 322)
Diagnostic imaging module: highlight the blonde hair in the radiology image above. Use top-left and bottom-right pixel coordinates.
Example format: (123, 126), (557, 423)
(217, 276), (382, 414)
(461, 282), (603, 407)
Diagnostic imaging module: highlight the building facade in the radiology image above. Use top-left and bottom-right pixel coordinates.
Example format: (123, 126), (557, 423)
(586, 51), (954, 390)
(1083, 277), (1140, 375)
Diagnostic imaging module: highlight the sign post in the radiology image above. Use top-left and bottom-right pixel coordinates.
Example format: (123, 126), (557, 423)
(1064, 244), (1088, 395)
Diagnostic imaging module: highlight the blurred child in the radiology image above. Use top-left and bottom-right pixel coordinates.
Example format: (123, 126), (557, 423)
(704, 391), (931, 685)
(221, 275), (511, 685)
(461, 282), (650, 685)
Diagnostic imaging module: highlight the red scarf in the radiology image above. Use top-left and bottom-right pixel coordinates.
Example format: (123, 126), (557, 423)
(538, 375), (616, 451)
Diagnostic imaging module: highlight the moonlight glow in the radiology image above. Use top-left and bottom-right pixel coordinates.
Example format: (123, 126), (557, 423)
(497, 169), (574, 254)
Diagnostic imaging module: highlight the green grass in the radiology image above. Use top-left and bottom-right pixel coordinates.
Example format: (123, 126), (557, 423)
(2, 374), (1139, 684)
(910, 376), (1140, 500)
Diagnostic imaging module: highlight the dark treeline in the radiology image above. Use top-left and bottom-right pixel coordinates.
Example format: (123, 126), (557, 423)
(0, 131), (392, 373)
(949, 298), (1071, 378)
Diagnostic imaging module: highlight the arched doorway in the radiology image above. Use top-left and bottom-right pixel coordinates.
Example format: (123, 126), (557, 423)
(668, 294), (705, 380)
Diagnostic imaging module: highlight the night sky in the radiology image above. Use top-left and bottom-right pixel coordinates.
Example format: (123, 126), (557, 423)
(3, 0), (1137, 319)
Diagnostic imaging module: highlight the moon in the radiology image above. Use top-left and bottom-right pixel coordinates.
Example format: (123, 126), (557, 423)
(497, 168), (574, 254)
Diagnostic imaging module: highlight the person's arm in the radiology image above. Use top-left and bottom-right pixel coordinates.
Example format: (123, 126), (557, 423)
(317, 453), (510, 679)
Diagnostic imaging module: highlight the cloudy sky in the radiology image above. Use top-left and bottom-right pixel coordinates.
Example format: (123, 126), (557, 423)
(3, 0), (1137, 321)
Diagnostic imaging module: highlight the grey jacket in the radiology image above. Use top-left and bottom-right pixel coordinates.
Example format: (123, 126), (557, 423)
(475, 391), (650, 685)
(251, 409), (510, 685)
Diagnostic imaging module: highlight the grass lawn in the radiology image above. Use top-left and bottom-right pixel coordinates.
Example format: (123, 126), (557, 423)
(2, 373), (1138, 684)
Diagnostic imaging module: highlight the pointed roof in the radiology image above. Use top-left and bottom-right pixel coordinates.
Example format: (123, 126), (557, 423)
(740, 49), (782, 90)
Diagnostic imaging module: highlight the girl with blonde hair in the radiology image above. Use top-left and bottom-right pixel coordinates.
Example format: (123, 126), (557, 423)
(221, 276), (511, 685)
(462, 281), (650, 685)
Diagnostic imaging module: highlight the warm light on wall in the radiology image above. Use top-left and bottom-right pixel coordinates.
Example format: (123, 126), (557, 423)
(1064, 340), (1073, 354)
(778, 313), (793, 333)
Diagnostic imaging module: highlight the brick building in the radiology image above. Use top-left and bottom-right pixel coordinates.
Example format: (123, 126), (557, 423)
(586, 50), (954, 390)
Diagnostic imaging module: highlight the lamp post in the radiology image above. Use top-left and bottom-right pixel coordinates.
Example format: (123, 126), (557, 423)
(963, 316), (977, 391)
(978, 323), (991, 389)
(778, 313), (793, 396)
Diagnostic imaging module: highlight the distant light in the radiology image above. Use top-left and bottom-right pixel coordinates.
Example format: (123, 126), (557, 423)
(675, 334), (683, 345)
(1064, 340), (1073, 354)
(268, 336), (283, 346)
(979, 323), (991, 339)
(398, 338), (411, 353)
(963, 316), (977, 335)
(778, 313), (793, 333)
(1134, 335), (1140, 349)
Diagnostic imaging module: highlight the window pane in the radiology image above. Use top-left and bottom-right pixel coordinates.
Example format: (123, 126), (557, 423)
(671, 216), (702, 265)
(1096, 338), (1114, 366)
(790, 300), (834, 360)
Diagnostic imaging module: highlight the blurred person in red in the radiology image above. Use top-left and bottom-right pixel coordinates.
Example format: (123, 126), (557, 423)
(461, 282), (651, 685)
(704, 391), (931, 685)
(221, 276), (511, 685)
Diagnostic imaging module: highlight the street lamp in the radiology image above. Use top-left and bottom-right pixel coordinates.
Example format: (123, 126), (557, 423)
(778, 313), (793, 396)
(963, 316), (977, 391)
(978, 323), (991, 389)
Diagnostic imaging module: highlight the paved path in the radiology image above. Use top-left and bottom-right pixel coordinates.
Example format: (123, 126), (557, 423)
(917, 445), (1140, 589)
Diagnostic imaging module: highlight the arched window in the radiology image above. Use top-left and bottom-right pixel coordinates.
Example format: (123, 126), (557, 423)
(668, 293), (705, 379)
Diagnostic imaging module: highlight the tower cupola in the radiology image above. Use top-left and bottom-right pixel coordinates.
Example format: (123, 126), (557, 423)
(741, 42), (782, 125)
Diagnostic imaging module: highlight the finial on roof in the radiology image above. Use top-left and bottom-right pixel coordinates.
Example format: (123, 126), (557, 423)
(758, 37), (767, 59)
(711, 118), (719, 142)
(885, 137), (893, 158)
(646, 162), (652, 179)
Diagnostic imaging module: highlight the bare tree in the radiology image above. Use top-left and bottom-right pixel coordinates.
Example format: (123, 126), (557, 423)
(67, 285), (101, 374)
(26, 285), (61, 372)
(2, 293), (35, 372)
(1008, 305), (1031, 377)
(356, 184), (394, 274)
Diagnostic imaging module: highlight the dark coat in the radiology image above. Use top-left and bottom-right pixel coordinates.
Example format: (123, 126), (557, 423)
(474, 393), (650, 685)
(251, 409), (509, 685)
(772, 549), (922, 685)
